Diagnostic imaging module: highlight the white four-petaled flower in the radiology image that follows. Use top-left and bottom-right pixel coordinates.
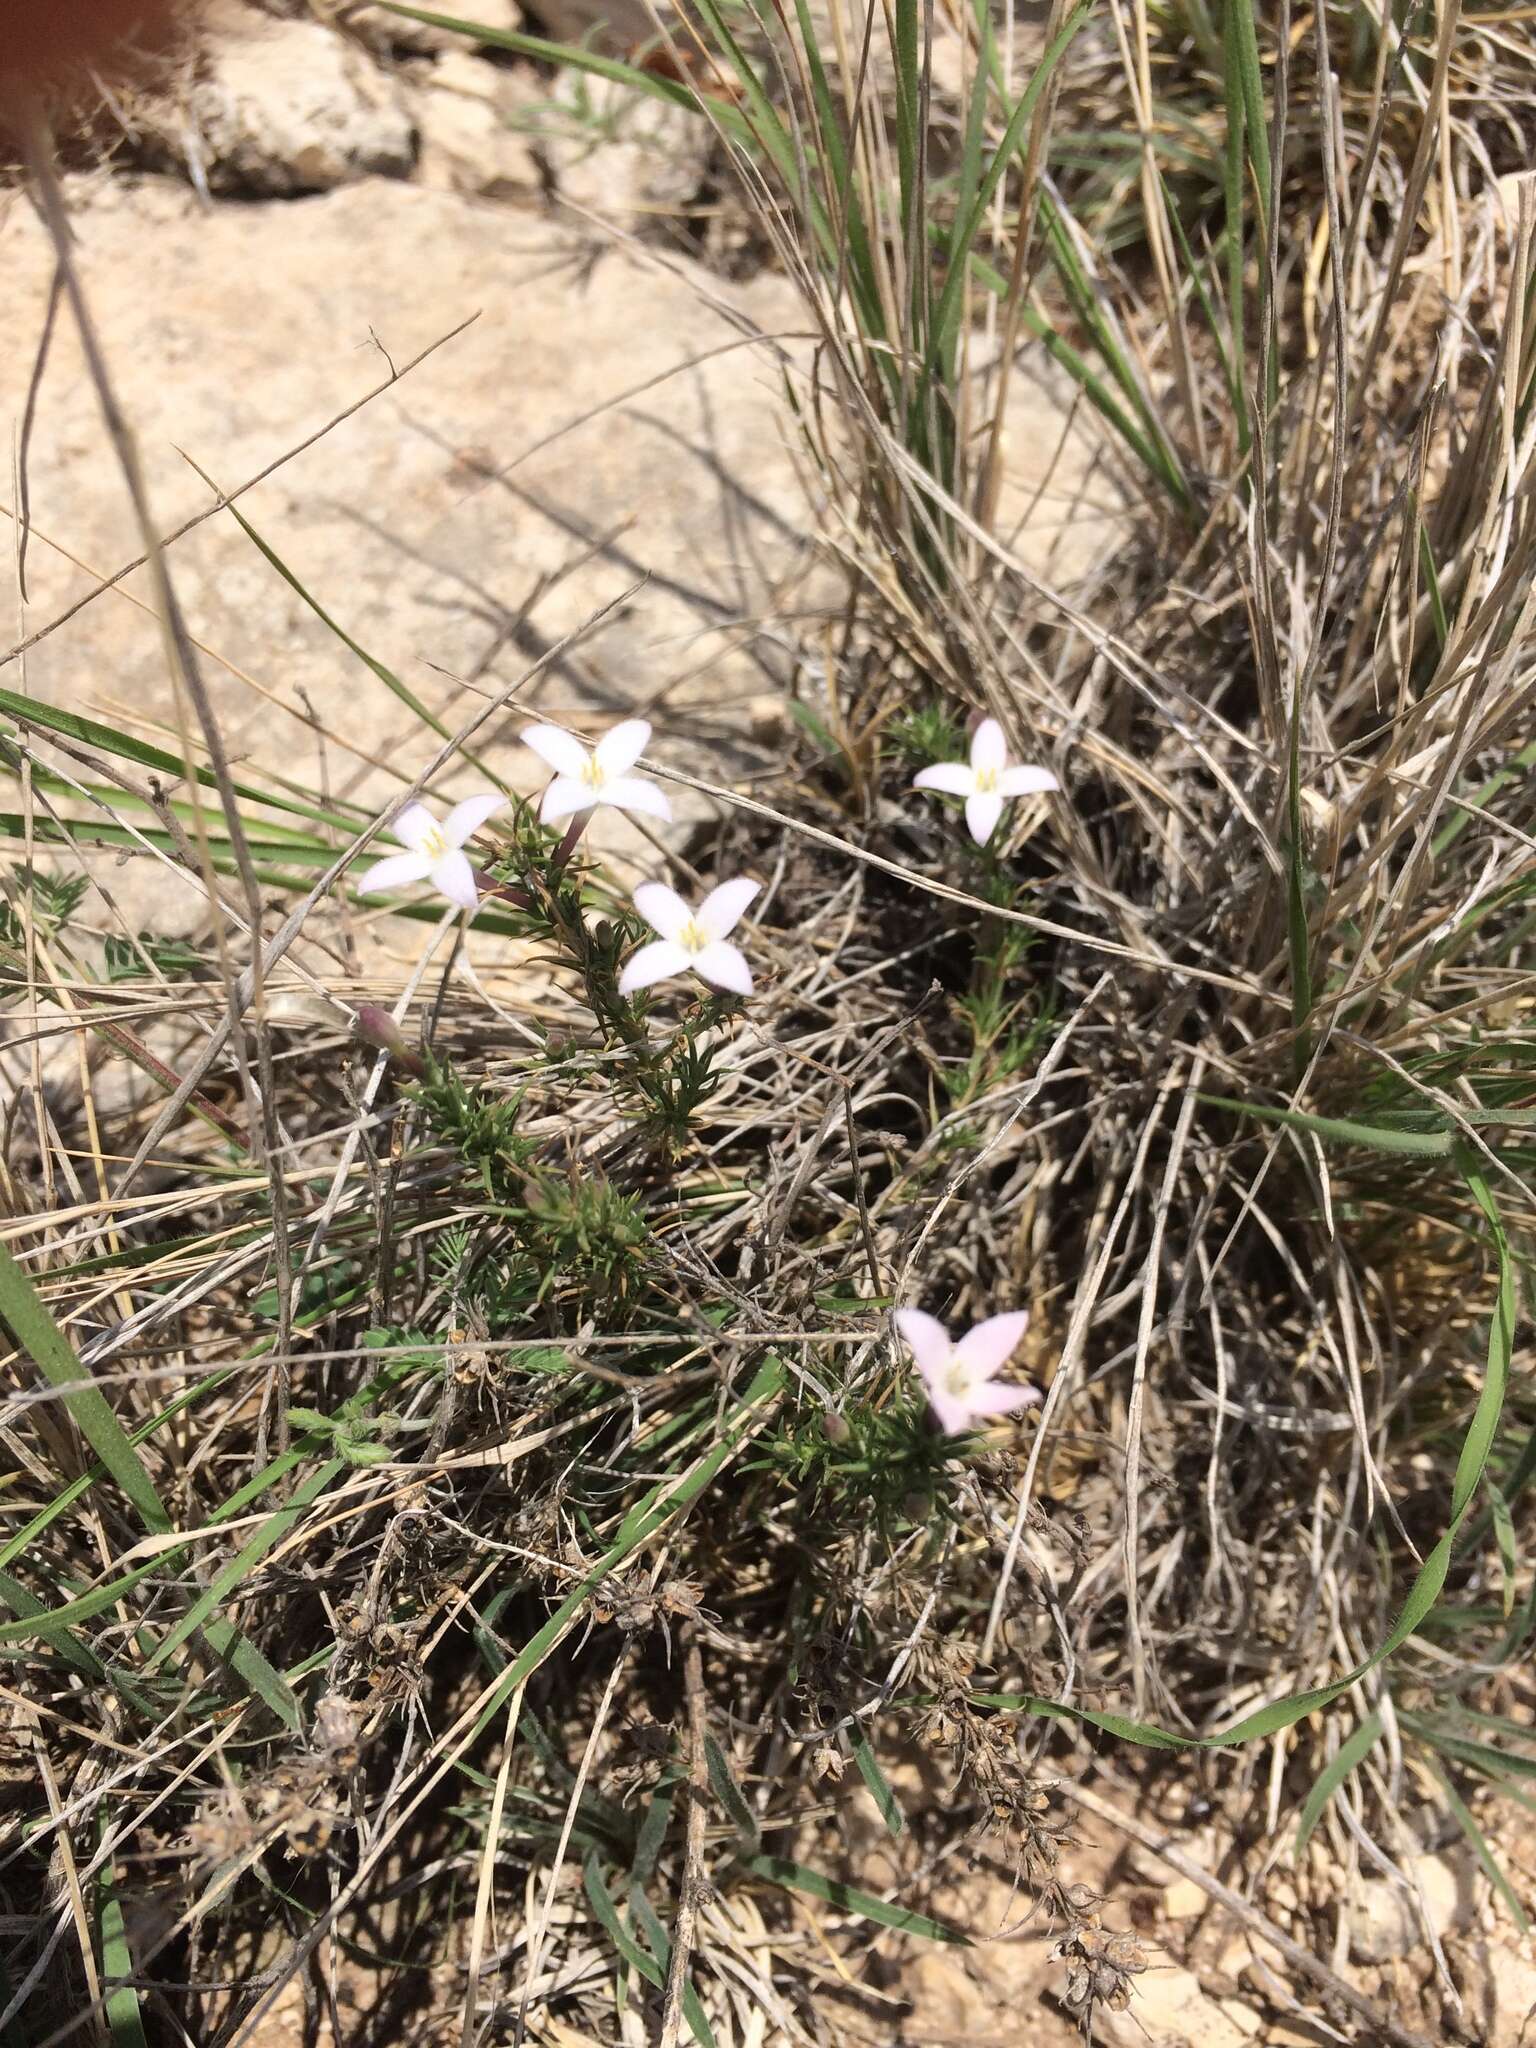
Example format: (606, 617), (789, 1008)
(619, 878), (760, 997)
(912, 716), (1058, 846)
(358, 793), (506, 912)
(895, 1307), (1041, 1436)
(521, 719), (672, 826)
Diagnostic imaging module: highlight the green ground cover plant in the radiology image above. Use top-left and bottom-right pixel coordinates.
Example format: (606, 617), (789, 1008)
(3, 0), (1536, 2040)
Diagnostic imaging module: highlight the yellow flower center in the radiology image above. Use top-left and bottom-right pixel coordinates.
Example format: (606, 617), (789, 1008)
(581, 755), (607, 791)
(678, 918), (709, 955)
(420, 825), (447, 860)
(974, 766), (999, 794)
(943, 1356), (973, 1397)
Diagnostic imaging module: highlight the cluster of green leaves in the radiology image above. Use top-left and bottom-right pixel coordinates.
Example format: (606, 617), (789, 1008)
(948, 911), (1054, 1110)
(0, 862), (88, 988)
(753, 1389), (962, 1539)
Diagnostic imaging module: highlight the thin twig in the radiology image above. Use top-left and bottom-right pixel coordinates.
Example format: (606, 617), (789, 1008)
(659, 1633), (710, 2048)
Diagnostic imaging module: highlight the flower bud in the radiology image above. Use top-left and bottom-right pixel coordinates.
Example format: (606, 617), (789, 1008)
(820, 1408), (852, 1446)
(353, 1004), (423, 1076)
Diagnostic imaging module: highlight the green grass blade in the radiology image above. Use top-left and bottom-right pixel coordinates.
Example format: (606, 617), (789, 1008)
(851, 1726), (904, 1837)
(1424, 1759), (1532, 1933)
(746, 1853), (967, 1943)
(1294, 1711), (1382, 1854)
(1221, 0), (1250, 453)
(379, 5), (729, 118)
(0, 1567), (106, 1679)
(704, 1733), (761, 1849)
(928, 2), (1093, 378)
(626, 1885), (718, 2048)
(1488, 1481), (1518, 1618)
(1199, 1095), (1455, 1157)
(0, 1240), (170, 1534)
(97, 1833), (151, 2048)
(0, 682), (352, 832)
(1227, 0), (1272, 235)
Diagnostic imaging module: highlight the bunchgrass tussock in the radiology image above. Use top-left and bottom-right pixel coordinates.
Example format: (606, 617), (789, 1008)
(4, 0), (1536, 2041)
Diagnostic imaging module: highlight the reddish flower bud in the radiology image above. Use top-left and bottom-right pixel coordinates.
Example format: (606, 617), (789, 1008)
(353, 1005), (424, 1076)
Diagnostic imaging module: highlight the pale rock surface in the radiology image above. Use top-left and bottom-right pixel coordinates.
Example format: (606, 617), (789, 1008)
(1345, 1852), (1473, 1962)
(175, 10), (416, 194)
(535, 92), (707, 232)
(1161, 1875), (1213, 1920)
(411, 47), (543, 198)
(0, 173), (816, 939)
(1480, 1942), (1536, 2048)
(1097, 1964), (1255, 2048)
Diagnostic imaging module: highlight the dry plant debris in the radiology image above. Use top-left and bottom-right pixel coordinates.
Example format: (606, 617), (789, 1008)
(3, 0), (1536, 2043)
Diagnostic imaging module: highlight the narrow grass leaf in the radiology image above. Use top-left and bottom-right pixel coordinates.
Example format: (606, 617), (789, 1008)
(97, 1836), (151, 2048)
(1200, 1095), (1455, 1157)
(1425, 1760), (1532, 1933)
(746, 1853), (967, 1944)
(705, 1734), (761, 1849)
(0, 1240), (170, 1534)
(1294, 1711), (1382, 1855)
(1488, 1481), (1518, 1619)
(851, 1727), (905, 1837)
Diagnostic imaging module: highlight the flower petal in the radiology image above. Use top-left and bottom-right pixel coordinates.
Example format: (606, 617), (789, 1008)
(521, 724), (590, 777)
(952, 1310), (1031, 1381)
(430, 849), (480, 911)
(600, 775), (672, 820)
(926, 1387), (976, 1436)
(540, 778), (596, 824)
(618, 939), (690, 995)
(970, 718), (1008, 776)
(698, 876), (760, 940)
(894, 1307), (953, 1380)
(441, 792), (506, 848)
(913, 762), (976, 796)
(998, 764), (1059, 798)
(694, 940), (753, 996)
(965, 791), (1004, 845)
(594, 718), (651, 778)
(632, 882), (692, 943)
(358, 850), (434, 896)
(390, 802), (441, 854)
(966, 1381), (1042, 1419)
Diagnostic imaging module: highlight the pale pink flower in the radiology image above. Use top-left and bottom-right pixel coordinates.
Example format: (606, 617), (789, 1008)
(357, 793), (505, 912)
(521, 719), (671, 826)
(619, 878), (759, 997)
(912, 717), (1058, 846)
(895, 1307), (1041, 1435)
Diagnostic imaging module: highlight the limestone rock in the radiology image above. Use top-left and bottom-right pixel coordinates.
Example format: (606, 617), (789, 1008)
(182, 14), (416, 194)
(538, 96), (707, 231)
(411, 49), (542, 198)
(1484, 1944), (1536, 2048)
(1346, 1853), (1473, 1963)
(0, 175), (817, 931)
(1161, 1876), (1212, 1920)
(1099, 1963), (1255, 2048)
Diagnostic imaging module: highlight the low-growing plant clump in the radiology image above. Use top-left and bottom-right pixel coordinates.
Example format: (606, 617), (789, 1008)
(3, 0), (1536, 2043)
